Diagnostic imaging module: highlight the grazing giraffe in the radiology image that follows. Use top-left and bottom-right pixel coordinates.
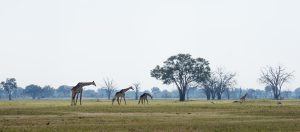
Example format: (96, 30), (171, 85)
(138, 93), (153, 104)
(71, 81), (96, 106)
(112, 86), (134, 105)
(240, 93), (248, 103)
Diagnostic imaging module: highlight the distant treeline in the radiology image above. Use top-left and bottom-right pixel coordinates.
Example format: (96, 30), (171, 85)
(1, 84), (300, 100)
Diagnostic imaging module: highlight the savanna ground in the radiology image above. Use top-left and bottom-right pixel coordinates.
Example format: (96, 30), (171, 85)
(0, 99), (299, 132)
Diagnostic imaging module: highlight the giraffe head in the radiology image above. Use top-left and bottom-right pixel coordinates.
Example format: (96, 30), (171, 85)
(92, 81), (96, 86)
(128, 86), (134, 90)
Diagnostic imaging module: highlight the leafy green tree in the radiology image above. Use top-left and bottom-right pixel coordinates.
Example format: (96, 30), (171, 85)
(294, 88), (300, 99)
(41, 85), (55, 98)
(151, 87), (161, 98)
(151, 54), (210, 101)
(56, 85), (72, 98)
(25, 84), (42, 99)
(0, 78), (17, 100)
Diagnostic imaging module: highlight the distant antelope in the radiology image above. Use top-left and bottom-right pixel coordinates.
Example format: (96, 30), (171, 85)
(240, 93), (248, 103)
(138, 93), (153, 104)
(112, 86), (134, 105)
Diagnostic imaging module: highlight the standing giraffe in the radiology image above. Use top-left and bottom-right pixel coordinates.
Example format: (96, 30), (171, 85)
(112, 86), (134, 105)
(71, 81), (96, 106)
(240, 93), (248, 103)
(138, 93), (153, 104)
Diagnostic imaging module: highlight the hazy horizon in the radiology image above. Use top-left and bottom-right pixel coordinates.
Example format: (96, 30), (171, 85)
(1, 0), (299, 91)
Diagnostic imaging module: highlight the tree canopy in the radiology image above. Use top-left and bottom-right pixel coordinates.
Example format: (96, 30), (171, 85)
(151, 53), (210, 101)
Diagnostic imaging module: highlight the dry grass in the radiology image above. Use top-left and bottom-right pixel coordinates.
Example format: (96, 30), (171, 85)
(0, 99), (300, 132)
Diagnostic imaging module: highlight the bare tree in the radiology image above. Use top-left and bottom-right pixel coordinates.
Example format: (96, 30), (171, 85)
(103, 78), (116, 100)
(259, 65), (293, 100)
(224, 87), (233, 100)
(215, 68), (236, 100)
(133, 83), (141, 100)
(201, 73), (218, 100)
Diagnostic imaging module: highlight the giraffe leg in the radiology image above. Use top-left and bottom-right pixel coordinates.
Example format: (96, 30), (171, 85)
(146, 98), (149, 104)
(123, 96), (126, 105)
(112, 96), (116, 105)
(80, 91), (82, 105)
(75, 93), (79, 105)
(117, 97), (120, 105)
(138, 99), (141, 104)
(71, 92), (75, 106)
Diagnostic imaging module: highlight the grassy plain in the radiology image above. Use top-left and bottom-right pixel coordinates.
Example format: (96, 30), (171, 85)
(0, 99), (299, 132)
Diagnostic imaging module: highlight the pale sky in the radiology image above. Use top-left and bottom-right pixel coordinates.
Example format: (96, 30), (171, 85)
(0, 0), (299, 91)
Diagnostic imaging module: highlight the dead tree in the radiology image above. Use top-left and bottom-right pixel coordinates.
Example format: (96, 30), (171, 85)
(133, 83), (141, 100)
(215, 68), (236, 100)
(201, 73), (218, 100)
(259, 65), (293, 100)
(103, 78), (116, 100)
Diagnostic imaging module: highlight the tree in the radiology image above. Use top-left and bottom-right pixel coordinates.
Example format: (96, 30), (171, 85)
(259, 65), (294, 100)
(186, 87), (197, 100)
(247, 89), (256, 99)
(161, 89), (172, 98)
(12, 87), (25, 98)
(214, 68), (236, 100)
(83, 90), (98, 97)
(224, 87), (233, 100)
(151, 54), (210, 101)
(103, 78), (116, 99)
(294, 88), (300, 99)
(201, 73), (218, 100)
(41, 85), (55, 98)
(25, 84), (42, 99)
(1, 78), (17, 100)
(281, 90), (292, 99)
(56, 85), (71, 98)
(151, 87), (162, 98)
(97, 88), (107, 98)
(133, 83), (141, 100)
(264, 85), (273, 98)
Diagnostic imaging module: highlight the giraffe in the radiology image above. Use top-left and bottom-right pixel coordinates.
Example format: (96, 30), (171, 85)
(138, 93), (153, 104)
(71, 81), (96, 106)
(240, 93), (248, 103)
(112, 86), (134, 105)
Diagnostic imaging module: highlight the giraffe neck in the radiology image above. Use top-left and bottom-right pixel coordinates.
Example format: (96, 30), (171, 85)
(121, 87), (131, 93)
(146, 93), (152, 98)
(78, 82), (94, 87)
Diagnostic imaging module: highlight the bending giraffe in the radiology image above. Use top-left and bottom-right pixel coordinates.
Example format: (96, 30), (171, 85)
(112, 86), (134, 105)
(71, 81), (96, 106)
(138, 93), (153, 104)
(240, 93), (248, 103)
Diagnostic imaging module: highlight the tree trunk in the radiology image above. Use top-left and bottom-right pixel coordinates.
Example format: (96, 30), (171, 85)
(204, 89), (211, 100)
(8, 93), (12, 101)
(177, 86), (187, 101)
(273, 86), (280, 100)
(135, 93), (138, 100)
(206, 93), (211, 100)
(226, 92), (230, 100)
(179, 93), (185, 101)
(217, 93), (222, 100)
(211, 92), (215, 100)
(186, 90), (189, 101)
